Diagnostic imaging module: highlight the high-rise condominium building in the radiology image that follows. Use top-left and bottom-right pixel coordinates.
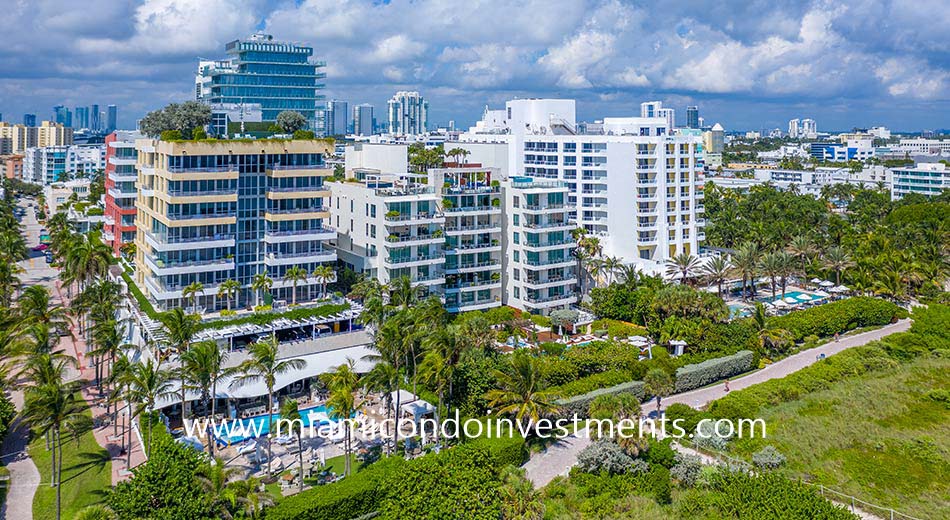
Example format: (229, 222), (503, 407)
(104, 130), (141, 255)
(75, 107), (89, 130)
(801, 119), (817, 138)
(353, 104), (375, 136)
(640, 101), (674, 131)
(788, 118), (800, 139)
(195, 33), (326, 130)
(703, 123), (725, 153)
(0, 121), (73, 155)
(461, 98), (706, 272)
(53, 106), (72, 127)
(325, 100), (348, 136)
(22, 143), (103, 184)
(388, 91), (427, 135)
(91, 104), (100, 132)
(23, 114), (36, 127)
(134, 139), (335, 311)
(107, 105), (117, 133)
(686, 106), (699, 129)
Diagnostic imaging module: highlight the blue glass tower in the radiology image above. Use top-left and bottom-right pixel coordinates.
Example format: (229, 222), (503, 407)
(196, 33), (326, 130)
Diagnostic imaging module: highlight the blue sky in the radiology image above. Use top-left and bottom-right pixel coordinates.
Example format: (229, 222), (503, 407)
(0, 0), (947, 132)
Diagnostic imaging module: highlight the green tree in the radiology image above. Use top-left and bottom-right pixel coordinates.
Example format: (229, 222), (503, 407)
(312, 264), (335, 299)
(139, 101), (212, 139)
(231, 334), (306, 477)
(275, 110), (308, 133)
(251, 273), (273, 307)
(823, 245), (855, 285)
(321, 359), (361, 476)
(485, 351), (559, 430)
(182, 281), (204, 313)
(180, 340), (233, 458)
(127, 359), (175, 457)
(283, 265), (308, 305)
(665, 253), (701, 285)
(279, 399), (306, 492)
(216, 279), (241, 311)
(160, 308), (200, 420)
(643, 368), (673, 413)
(499, 466), (544, 520)
(701, 254), (732, 297)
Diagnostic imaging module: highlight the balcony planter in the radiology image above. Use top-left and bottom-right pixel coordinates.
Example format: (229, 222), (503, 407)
(385, 210), (401, 219)
(442, 198), (454, 209)
(491, 180), (500, 188)
(387, 234), (399, 242)
(491, 239), (499, 246)
(490, 272), (501, 281)
(432, 229), (444, 238)
(491, 198), (501, 207)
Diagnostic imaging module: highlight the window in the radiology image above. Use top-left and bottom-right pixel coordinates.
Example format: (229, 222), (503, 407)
(513, 250), (520, 262)
(563, 142), (576, 152)
(513, 232), (520, 244)
(513, 214), (519, 225)
(365, 203), (369, 216)
(513, 269), (520, 281)
(514, 286), (520, 298)
(350, 219), (354, 232)
(350, 200), (354, 212)
(370, 204), (376, 218)
(370, 224), (376, 238)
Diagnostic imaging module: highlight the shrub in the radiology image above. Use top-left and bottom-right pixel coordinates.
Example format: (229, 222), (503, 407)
(644, 438), (676, 468)
(466, 432), (528, 468)
(664, 403), (711, 435)
(768, 296), (904, 341)
(198, 303), (349, 331)
(160, 129), (182, 141)
(0, 393), (15, 445)
(556, 379), (646, 419)
(710, 472), (856, 519)
(670, 452), (703, 487)
(577, 440), (634, 475)
(673, 350), (755, 393)
(590, 319), (649, 339)
(708, 345), (899, 421)
(629, 458), (650, 475)
(647, 465), (672, 504)
(562, 340), (641, 376)
(538, 341), (567, 357)
(693, 418), (732, 451)
(550, 369), (632, 398)
(121, 272), (159, 319)
(752, 445), (787, 470)
(528, 313), (551, 328)
(539, 357), (579, 387)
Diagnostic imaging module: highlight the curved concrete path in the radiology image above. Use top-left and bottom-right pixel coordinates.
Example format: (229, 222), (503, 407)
(1, 410), (40, 520)
(523, 319), (912, 487)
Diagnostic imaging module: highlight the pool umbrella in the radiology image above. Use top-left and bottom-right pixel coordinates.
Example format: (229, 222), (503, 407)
(810, 278), (822, 284)
(784, 297), (799, 304)
(819, 280), (834, 287)
(797, 293), (812, 301)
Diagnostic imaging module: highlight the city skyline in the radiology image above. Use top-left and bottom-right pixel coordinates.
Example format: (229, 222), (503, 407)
(0, 0), (947, 132)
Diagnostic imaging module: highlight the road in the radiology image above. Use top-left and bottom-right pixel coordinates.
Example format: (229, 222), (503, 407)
(522, 319), (912, 488)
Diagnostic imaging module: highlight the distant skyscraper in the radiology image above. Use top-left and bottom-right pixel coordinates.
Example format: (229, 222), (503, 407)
(801, 118), (817, 138)
(195, 33), (326, 130)
(353, 104), (375, 136)
(91, 104), (100, 131)
(324, 100), (348, 136)
(788, 118), (800, 138)
(387, 91), (427, 135)
(686, 106), (699, 129)
(23, 114), (36, 126)
(53, 105), (72, 127)
(107, 105), (117, 132)
(75, 106), (89, 129)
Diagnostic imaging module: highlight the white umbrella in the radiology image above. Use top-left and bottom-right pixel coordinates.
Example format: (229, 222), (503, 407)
(831, 285), (849, 293)
(784, 297), (799, 304)
(773, 300), (788, 307)
(814, 290), (830, 297)
(797, 293), (812, 301)
(819, 280), (834, 287)
(810, 278), (822, 284)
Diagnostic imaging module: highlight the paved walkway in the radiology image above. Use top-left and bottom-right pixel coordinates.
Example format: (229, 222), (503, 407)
(1, 395), (40, 520)
(523, 319), (912, 488)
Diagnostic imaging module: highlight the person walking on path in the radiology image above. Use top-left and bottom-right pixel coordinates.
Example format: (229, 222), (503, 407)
(724, 379), (730, 392)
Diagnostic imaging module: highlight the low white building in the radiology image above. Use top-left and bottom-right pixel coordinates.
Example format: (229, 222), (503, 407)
(896, 138), (950, 156)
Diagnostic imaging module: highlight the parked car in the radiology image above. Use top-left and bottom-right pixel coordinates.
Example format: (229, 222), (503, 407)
(32, 244), (48, 251)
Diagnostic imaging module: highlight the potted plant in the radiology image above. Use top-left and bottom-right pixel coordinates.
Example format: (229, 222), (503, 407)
(385, 210), (401, 219)
(442, 198), (454, 209)
(491, 272), (501, 281)
(491, 198), (501, 207)
(432, 229), (444, 238)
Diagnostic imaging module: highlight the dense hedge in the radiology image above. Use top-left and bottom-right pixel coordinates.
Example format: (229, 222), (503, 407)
(0, 393), (15, 446)
(710, 472), (858, 519)
(121, 271), (159, 319)
(550, 369), (632, 398)
(674, 350), (755, 393)
(708, 345), (899, 421)
(561, 341), (641, 377)
(590, 319), (648, 339)
(768, 297), (904, 341)
(197, 302), (350, 331)
(556, 380), (646, 419)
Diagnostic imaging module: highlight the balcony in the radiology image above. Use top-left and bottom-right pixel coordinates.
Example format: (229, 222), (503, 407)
(445, 279), (502, 293)
(698, 231), (706, 241)
(522, 203), (566, 214)
(266, 187), (331, 200)
(444, 223), (502, 235)
(384, 213), (445, 226)
(446, 298), (501, 313)
(524, 275), (577, 289)
(410, 272), (446, 286)
(265, 164), (331, 178)
(104, 215), (115, 226)
(164, 165), (239, 181)
(107, 188), (136, 200)
(523, 257), (574, 269)
(522, 220), (573, 231)
(444, 260), (500, 274)
(143, 255), (235, 276)
(638, 207), (658, 216)
(263, 227), (336, 244)
(264, 207), (329, 222)
(108, 171), (138, 183)
(144, 231), (236, 251)
(523, 292), (577, 308)
(108, 156), (136, 166)
(102, 230), (115, 242)
(383, 253), (446, 266)
(384, 233), (445, 247)
(443, 205), (501, 216)
(523, 238), (574, 252)
(638, 233), (658, 245)
(444, 185), (500, 196)
(167, 211), (237, 223)
(264, 249), (336, 266)
(444, 241), (501, 254)
(374, 185), (436, 198)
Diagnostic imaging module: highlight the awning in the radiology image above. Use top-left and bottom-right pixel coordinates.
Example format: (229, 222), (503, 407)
(390, 390), (418, 409)
(669, 340), (688, 347)
(399, 399), (435, 419)
(819, 280), (835, 287)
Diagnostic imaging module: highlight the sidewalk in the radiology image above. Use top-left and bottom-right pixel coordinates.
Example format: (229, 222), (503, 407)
(523, 319), (912, 487)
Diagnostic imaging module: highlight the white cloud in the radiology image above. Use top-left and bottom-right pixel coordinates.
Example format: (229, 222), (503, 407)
(539, 31), (616, 88)
(368, 35), (426, 63)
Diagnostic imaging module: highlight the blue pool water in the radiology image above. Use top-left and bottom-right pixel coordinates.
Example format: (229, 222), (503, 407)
(215, 405), (337, 444)
(729, 304), (751, 318)
(761, 291), (825, 304)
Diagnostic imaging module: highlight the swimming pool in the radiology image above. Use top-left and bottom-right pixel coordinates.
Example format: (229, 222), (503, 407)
(728, 304), (751, 318)
(214, 404), (338, 444)
(761, 291), (825, 304)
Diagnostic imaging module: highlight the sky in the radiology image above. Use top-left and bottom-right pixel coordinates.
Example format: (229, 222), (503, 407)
(0, 0), (947, 133)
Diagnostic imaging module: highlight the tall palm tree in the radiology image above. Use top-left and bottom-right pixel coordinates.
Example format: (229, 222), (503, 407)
(251, 273), (273, 307)
(823, 245), (855, 286)
(127, 359), (175, 457)
(312, 264), (335, 299)
(322, 362), (361, 477)
(733, 242), (759, 300)
(665, 252), (701, 285)
(701, 255), (732, 297)
(180, 340), (233, 458)
(388, 275), (419, 310)
(643, 368), (673, 413)
(417, 349), (449, 444)
(499, 466), (545, 520)
(759, 251), (784, 299)
(601, 256), (623, 286)
(21, 380), (87, 520)
(217, 279), (241, 312)
(776, 251), (797, 298)
(282, 266), (308, 306)
(0, 261), (23, 307)
(279, 399), (306, 492)
(750, 303), (794, 356)
(159, 308), (201, 421)
(485, 351), (559, 430)
(586, 257), (605, 289)
(230, 334), (306, 477)
(182, 281), (204, 313)
(786, 235), (816, 277)
(18, 285), (70, 333)
(361, 360), (400, 448)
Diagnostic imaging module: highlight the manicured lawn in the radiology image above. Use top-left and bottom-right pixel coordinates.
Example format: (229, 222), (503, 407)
(264, 452), (363, 501)
(29, 402), (111, 520)
(727, 356), (950, 519)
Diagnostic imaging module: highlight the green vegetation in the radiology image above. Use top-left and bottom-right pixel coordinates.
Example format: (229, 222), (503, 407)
(29, 403), (111, 520)
(121, 271), (159, 319)
(139, 101), (212, 139)
(196, 301), (350, 331)
(768, 296), (904, 341)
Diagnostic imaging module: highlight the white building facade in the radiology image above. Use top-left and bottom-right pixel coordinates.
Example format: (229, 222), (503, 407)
(891, 163), (949, 199)
(387, 91), (428, 135)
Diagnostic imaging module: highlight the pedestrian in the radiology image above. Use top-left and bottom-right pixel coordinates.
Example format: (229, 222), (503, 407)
(724, 379), (730, 392)
(834, 332), (840, 342)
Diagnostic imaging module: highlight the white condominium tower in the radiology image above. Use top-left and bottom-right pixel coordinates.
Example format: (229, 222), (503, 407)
(387, 91), (428, 135)
(461, 98), (705, 273)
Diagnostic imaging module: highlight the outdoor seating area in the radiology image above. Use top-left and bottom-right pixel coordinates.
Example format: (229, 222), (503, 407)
(723, 278), (851, 319)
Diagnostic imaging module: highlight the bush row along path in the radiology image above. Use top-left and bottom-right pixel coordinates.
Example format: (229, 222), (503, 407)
(522, 318), (912, 488)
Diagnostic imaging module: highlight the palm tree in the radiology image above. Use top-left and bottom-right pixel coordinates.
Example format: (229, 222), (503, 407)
(279, 399), (306, 492)
(21, 380), (87, 520)
(18, 285), (70, 333)
(751, 303), (794, 356)
(196, 458), (245, 520)
(665, 252), (701, 285)
(312, 264), (335, 299)
(733, 242), (759, 300)
(283, 266), (308, 305)
(586, 257), (605, 289)
(776, 251), (797, 298)
(759, 251), (784, 299)
(182, 281), (204, 313)
(787, 235), (816, 277)
(180, 340), (233, 458)
(217, 279), (241, 311)
(0, 261), (23, 307)
(643, 368), (673, 413)
(499, 466), (545, 520)
(159, 308), (200, 420)
(251, 273), (273, 307)
(485, 351), (559, 431)
(417, 350), (449, 444)
(127, 359), (175, 457)
(361, 360), (400, 448)
(701, 255), (732, 297)
(321, 359), (361, 476)
(601, 256), (623, 286)
(823, 245), (855, 286)
(230, 334), (306, 477)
